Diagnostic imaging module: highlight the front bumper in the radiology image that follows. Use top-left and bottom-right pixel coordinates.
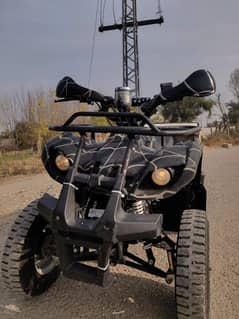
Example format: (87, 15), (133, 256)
(38, 185), (163, 287)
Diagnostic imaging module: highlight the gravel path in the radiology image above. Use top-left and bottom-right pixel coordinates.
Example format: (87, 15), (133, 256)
(0, 146), (238, 318)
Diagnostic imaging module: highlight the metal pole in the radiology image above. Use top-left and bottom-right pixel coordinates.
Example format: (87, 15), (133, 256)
(122, 0), (140, 96)
(99, 1), (164, 97)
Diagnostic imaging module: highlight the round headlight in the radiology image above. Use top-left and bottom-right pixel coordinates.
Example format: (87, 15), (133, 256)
(152, 168), (172, 186)
(55, 154), (70, 171)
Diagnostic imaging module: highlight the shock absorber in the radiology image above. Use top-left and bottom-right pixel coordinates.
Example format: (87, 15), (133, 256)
(127, 200), (145, 214)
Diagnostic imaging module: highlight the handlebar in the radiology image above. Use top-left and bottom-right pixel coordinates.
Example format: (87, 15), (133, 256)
(56, 77), (114, 105)
(55, 69), (216, 116)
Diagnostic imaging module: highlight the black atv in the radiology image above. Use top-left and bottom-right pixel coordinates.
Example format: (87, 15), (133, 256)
(1, 70), (215, 319)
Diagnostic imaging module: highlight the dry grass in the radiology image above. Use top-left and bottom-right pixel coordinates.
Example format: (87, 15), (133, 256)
(0, 150), (44, 177)
(203, 132), (239, 147)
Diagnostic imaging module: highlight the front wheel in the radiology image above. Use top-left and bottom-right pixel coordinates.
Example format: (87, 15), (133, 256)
(175, 209), (210, 319)
(1, 200), (60, 297)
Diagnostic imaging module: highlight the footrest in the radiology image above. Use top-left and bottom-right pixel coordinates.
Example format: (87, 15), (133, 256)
(116, 213), (163, 241)
(38, 193), (57, 223)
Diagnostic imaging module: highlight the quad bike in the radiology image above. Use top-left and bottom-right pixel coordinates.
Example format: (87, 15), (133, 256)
(1, 69), (215, 318)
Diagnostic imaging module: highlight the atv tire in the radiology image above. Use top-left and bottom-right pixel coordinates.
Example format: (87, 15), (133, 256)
(1, 200), (60, 297)
(176, 209), (210, 319)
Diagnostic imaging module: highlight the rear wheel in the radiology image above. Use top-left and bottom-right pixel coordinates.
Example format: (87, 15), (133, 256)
(1, 200), (60, 297)
(175, 209), (209, 319)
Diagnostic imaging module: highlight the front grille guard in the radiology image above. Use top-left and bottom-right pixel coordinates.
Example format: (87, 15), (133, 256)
(49, 111), (201, 137)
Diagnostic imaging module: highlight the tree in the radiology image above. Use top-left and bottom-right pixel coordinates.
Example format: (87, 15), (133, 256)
(161, 96), (214, 123)
(0, 88), (83, 152)
(229, 69), (239, 101)
(227, 101), (239, 126)
(13, 121), (38, 149)
(227, 69), (239, 127)
(213, 94), (230, 134)
(0, 129), (12, 139)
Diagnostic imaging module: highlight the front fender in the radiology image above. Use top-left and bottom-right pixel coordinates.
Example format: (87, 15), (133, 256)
(131, 141), (202, 200)
(37, 193), (58, 224)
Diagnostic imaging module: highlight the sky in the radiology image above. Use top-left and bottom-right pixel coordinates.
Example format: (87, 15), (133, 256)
(0, 0), (239, 102)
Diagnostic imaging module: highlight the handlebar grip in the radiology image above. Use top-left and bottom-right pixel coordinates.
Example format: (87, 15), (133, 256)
(56, 76), (105, 103)
(141, 69), (216, 116)
(161, 69), (216, 101)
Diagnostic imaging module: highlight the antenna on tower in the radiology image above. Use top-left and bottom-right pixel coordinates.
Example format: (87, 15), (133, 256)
(99, 0), (164, 97)
(157, 0), (163, 17)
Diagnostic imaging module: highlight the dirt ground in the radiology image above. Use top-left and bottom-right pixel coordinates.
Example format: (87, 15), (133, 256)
(0, 146), (238, 319)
